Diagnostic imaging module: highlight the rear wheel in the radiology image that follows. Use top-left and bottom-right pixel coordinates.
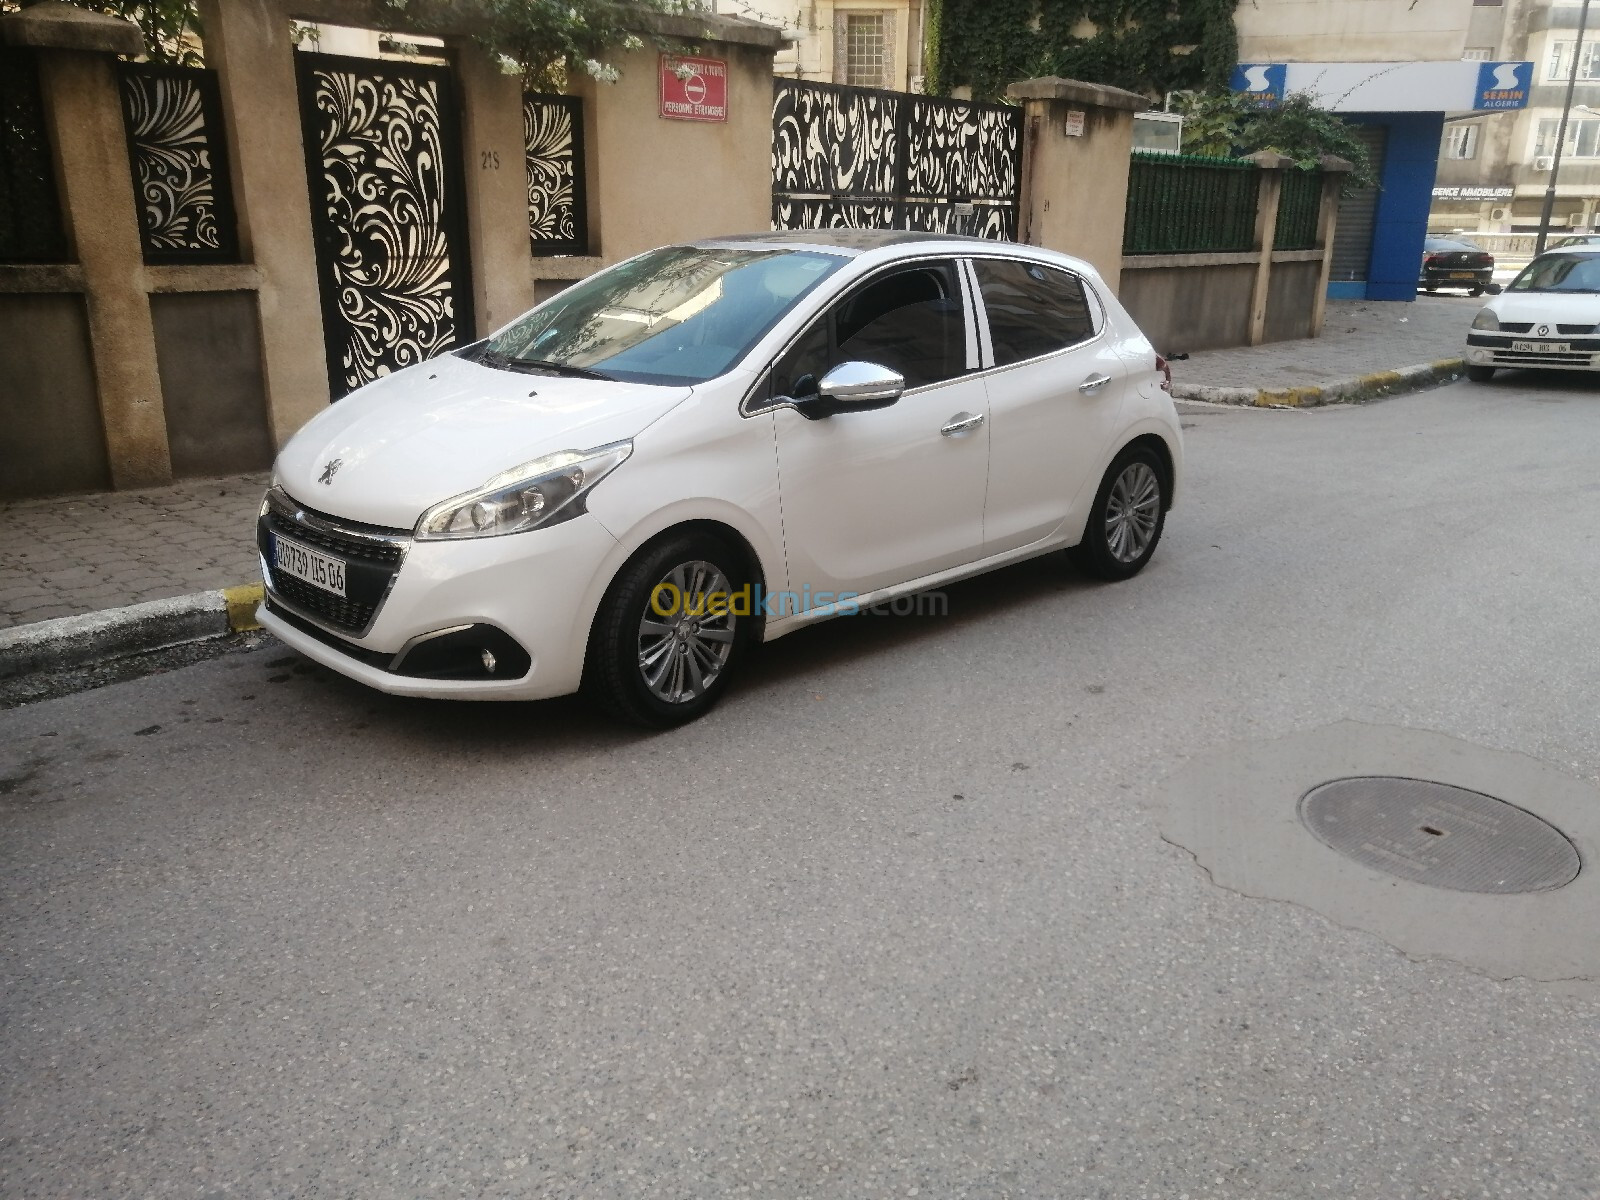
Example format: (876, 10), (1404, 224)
(584, 531), (749, 728)
(1469, 287), (1484, 297)
(1068, 446), (1167, 582)
(1466, 365), (1496, 383)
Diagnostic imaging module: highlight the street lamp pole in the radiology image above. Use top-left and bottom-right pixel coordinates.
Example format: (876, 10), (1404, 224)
(1537, 0), (1594, 254)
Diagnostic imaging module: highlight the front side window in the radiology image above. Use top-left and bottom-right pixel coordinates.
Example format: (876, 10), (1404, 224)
(484, 246), (845, 385)
(972, 259), (1096, 367)
(768, 261), (968, 400)
(1510, 253), (1600, 292)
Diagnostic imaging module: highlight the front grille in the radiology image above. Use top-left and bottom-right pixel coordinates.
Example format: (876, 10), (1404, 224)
(1489, 349), (1598, 366)
(1498, 322), (1534, 333)
(1559, 323), (1596, 335)
(257, 492), (409, 636)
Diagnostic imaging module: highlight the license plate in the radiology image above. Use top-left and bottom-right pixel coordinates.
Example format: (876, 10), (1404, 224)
(1449, 271), (1476, 279)
(1510, 340), (1570, 353)
(272, 533), (347, 597)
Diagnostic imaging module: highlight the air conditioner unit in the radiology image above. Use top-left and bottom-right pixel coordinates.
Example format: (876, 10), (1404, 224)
(1490, 207), (1511, 221)
(1535, 156), (1555, 171)
(1571, 212), (1589, 226)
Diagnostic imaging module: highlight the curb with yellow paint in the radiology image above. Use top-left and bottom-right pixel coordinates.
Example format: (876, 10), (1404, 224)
(0, 582), (266, 683)
(1174, 357), (1466, 409)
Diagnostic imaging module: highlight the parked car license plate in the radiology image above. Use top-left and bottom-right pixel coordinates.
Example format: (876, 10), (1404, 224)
(1449, 271), (1476, 279)
(1510, 340), (1570, 353)
(273, 533), (347, 597)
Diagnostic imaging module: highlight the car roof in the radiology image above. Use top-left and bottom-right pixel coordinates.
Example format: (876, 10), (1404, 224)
(1536, 244), (1600, 256)
(701, 229), (995, 254)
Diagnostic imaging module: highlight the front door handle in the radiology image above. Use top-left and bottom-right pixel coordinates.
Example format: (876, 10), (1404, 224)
(1079, 373), (1113, 394)
(940, 411), (985, 437)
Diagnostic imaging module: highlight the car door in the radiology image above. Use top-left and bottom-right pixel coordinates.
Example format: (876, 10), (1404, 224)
(760, 257), (990, 602)
(968, 256), (1132, 555)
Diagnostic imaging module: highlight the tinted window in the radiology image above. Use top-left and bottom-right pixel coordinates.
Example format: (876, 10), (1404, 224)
(973, 259), (1095, 366)
(768, 262), (967, 398)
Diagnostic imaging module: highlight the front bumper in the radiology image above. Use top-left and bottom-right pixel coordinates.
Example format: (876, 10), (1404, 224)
(1465, 331), (1600, 372)
(259, 496), (620, 701)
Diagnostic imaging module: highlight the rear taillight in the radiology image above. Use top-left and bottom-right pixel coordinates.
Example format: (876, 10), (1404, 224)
(1424, 254), (1439, 267)
(1155, 354), (1172, 393)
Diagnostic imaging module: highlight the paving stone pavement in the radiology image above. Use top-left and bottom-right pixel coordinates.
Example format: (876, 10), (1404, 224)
(1171, 295), (1477, 393)
(0, 474), (267, 630)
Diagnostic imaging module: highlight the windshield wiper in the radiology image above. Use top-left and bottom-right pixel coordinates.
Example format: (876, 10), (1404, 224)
(509, 357), (614, 381)
(473, 347), (613, 380)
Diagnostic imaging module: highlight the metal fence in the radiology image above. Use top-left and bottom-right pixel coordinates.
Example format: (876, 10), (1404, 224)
(1273, 167), (1322, 251)
(1123, 151), (1257, 255)
(0, 47), (68, 264)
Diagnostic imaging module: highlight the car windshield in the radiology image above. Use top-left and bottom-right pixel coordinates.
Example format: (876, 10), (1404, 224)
(480, 246), (845, 385)
(1509, 253), (1600, 293)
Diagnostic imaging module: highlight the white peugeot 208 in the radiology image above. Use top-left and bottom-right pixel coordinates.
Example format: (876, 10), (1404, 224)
(258, 230), (1183, 726)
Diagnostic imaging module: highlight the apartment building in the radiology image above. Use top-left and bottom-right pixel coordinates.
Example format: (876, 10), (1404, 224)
(709, 0), (925, 91)
(1432, 0), (1600, 235)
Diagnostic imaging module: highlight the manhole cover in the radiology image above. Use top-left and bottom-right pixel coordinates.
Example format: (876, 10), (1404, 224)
(1300, 777), (1581, 894)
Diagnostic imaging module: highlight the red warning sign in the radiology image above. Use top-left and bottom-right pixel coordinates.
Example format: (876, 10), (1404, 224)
(660, 54), (728, 123)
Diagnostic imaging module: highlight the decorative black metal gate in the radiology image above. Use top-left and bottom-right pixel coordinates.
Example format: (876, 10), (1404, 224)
(523, 92), (587, 257)
(296, 52), (474, 399)
(116, 62), (239, 264)
(771, 80), (1023, 240)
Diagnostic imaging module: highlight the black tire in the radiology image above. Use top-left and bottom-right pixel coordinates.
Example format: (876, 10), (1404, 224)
(1423, 285), (1436, 293)
(1068, 445), (1168, 582)
(1469, 287), (1484, 297)
(1466, 365), (1496, 383)
(583, 530), (751, 728)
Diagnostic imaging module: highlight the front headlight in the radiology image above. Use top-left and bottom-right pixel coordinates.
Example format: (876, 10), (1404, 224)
(1471, 309), (1499, 331)
(415, 440), (632, 540)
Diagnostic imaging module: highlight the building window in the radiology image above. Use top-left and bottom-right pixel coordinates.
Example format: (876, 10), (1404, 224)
(1535, 117), (1600, 159)
(1462, 47), (1495, 62)
(842, 12), (889, 88)
(1445, 124), (1480, 159)
(1546, 40), (1600, 83)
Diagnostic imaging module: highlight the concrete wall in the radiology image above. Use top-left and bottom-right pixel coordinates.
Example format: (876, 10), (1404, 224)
(0, 293), (110, 498)
(1263, 258), (1325, 343)
(150, 291), (274, 477)
(1118, 261), (1256, 354)
(1235, 0), (1472, 63)
(577, 41), (779, 264)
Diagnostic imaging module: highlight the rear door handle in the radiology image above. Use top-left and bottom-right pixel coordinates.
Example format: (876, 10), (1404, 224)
(1078, 373), (1113, 394)
(940, 411), (985, 437)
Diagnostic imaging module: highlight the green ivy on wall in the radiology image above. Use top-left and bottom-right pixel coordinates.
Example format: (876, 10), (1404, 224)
(932, 0), (1239, 101)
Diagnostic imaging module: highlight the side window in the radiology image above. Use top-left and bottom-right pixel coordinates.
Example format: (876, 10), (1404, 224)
(766, 261), (966, 401)
(836, 265), (965, 390)
(972, 259), (1096, 367)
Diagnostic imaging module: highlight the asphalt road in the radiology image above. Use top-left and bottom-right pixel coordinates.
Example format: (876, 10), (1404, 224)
(4, 373), (1600, 1199)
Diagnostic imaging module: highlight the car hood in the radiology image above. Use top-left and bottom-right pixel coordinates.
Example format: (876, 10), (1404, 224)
(275, 353), (692, 529)
(1483, 291), (1600, 326)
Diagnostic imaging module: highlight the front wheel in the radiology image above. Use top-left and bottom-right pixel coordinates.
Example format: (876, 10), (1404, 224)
(584, 531), (749, 728)
(1466, 365), (1496, 383)
(1068, 446), (1167, 581)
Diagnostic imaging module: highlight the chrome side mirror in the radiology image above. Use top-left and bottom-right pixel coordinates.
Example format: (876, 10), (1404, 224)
(793, 361), (905, 420)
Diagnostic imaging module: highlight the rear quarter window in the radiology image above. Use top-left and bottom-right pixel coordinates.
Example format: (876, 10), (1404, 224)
(973, 259), (1096, 366)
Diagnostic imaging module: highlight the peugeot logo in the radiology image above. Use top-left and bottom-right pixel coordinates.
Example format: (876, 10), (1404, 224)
(318, 458), (343, 485)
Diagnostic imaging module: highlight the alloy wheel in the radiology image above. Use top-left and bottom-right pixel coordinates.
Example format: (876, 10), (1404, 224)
(1104, 461), (1161, 563)
(636, 559), (737, 704)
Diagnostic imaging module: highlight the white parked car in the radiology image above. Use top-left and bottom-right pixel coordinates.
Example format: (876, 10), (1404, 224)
(1465, 246), (1600, 382)
(258, 231), (1183, 726)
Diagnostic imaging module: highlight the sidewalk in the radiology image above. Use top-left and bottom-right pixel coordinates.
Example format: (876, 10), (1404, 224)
(1172, 295), (1472, 400)
(0, 474), (266, 630)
